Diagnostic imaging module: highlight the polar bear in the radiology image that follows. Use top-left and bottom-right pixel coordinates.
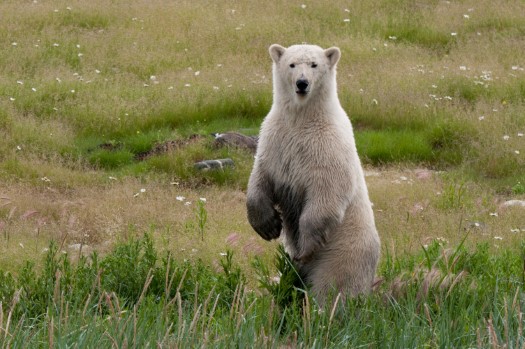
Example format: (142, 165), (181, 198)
(246, 44), (380, 304)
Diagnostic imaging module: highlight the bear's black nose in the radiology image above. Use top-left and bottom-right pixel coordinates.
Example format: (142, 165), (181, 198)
(296, 79), (309, 92)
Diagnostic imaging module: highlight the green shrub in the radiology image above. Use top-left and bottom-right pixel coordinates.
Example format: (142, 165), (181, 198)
(512, 181), (525, 195)
(385, 24), (455, 54)
(356, 129), (433, 164)
(253, 245), (305, 310)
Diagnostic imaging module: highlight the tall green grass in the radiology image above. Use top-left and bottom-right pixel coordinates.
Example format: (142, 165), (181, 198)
(0, 234), (523, 347)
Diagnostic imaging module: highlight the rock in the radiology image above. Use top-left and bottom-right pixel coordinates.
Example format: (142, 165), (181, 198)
(194, 158), (234, 171)
(500, 200), (525, 209)
(212, 132), (258, 153)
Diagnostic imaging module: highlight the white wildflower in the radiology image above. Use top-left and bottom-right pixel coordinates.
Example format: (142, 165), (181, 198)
(176, 196), (185, 201)
(503, 135), (510, 140)
(494, 236), (503, 240)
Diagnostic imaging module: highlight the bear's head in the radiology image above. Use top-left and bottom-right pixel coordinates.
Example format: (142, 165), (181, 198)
(269, 44), (341, 105)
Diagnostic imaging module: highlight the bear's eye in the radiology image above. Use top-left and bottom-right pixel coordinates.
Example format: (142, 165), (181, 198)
(311, 63), (318, 68)
(289, 64), (295, 68)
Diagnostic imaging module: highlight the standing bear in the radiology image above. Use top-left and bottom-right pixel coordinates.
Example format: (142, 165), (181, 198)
(246, 44), (380, 304)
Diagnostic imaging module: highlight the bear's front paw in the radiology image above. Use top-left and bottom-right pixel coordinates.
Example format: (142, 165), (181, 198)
(254, 213), (282, 241)
(247, 203), (282, 241)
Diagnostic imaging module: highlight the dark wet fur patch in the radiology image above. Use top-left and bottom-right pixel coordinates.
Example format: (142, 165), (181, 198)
(273, 183), (305, 252)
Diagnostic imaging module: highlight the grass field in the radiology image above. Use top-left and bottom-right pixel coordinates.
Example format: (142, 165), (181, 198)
(0, 0), (524, 347)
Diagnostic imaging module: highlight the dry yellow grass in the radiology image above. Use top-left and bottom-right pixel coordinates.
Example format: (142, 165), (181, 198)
(1, 167), (522, 278)
(0, 0), (524, 277)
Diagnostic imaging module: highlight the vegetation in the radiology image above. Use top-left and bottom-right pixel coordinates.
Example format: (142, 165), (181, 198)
(0, 0), (524, 347)
(0, 235), (524, 347)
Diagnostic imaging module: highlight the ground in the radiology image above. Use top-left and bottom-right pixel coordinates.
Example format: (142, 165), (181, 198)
(1, 165), (522, 280)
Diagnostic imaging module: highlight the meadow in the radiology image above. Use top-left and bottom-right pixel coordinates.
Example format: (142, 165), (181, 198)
(0, 0), (524, 347)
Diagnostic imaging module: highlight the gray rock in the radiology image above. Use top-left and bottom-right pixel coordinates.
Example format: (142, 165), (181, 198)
(500, 200), (525, 208)
(194, 158), (235, 171)
(212, 132), (258, 153)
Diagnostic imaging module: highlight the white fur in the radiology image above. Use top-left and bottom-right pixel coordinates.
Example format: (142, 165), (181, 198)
(247, 44), (380, 304)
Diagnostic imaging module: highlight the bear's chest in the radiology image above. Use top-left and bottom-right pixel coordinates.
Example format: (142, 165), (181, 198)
(261, 120), (348, 185)
(263, 129), (312, 181)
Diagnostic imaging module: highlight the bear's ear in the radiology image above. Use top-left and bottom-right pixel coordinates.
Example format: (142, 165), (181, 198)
(269, 44), (286, 63)
(324, 47), (341, 68)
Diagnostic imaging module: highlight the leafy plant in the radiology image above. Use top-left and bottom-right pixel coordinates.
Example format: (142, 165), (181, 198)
(195, 198), (208, 241)
(512, 181), (525, 195)
(253, 245), (306, 310)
